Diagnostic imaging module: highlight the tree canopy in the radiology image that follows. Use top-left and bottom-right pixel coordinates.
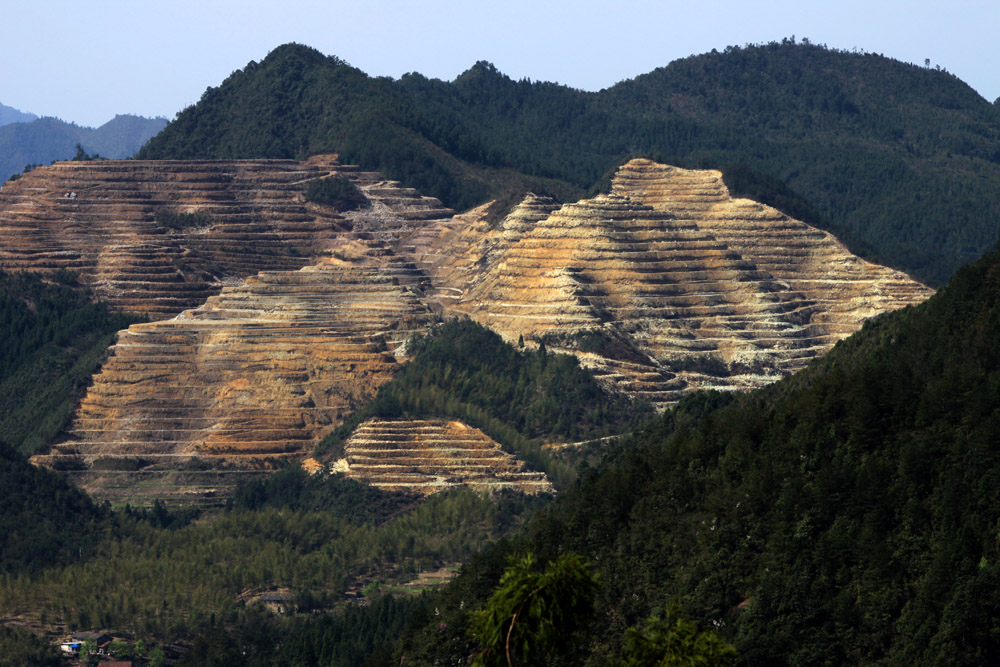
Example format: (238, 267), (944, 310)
(140, 41), (1000, 285)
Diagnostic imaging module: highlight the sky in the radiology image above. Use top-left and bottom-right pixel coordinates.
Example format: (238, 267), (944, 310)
(1, 0), (998, 128)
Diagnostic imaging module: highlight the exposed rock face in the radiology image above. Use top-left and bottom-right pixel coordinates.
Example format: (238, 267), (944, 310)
(340, 419), (553, 495)
(0, 156), (450, 319)
(403, 159), (932, 407)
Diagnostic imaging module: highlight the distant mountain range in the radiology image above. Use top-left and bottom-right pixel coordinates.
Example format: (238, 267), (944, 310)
(0, 112), (167, 183)
(0, 102), (37, 126)
(140, 41), (1000, 285)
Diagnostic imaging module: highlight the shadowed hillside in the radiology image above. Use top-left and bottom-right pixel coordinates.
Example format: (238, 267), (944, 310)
(404, 242), (1000, 664)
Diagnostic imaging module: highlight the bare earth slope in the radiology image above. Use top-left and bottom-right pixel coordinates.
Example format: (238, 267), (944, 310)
(403, 158), (932, 408)
(0, 156), (446, 319)
(1, 156), (931, 503)
(341, 419), (553, 495)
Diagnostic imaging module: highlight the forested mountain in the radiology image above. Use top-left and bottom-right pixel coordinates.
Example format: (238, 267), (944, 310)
(104, 241), (1000, 665)
(140, 40), (1000, 285)
(400, 242), (1000, 664)
(0, 102), (37, 126)
(0, 113), (167, 182)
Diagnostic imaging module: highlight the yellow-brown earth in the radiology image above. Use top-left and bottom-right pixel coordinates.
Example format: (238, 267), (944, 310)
(1, 156), (930, 503)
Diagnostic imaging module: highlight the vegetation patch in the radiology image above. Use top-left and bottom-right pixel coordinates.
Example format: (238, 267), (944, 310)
(316, 318), (653, 487)
(0, 271), (140, 455)
(303, 175), (369, 211)
(155, 209), (211, 230)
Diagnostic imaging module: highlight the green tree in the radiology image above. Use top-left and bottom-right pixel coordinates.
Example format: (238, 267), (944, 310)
(469, 552), (600, 666)
(109, 638), (132, 659)
(149, 644), (167, 667)
(78, 638), (98, 665)
(621, 605), (736, 666)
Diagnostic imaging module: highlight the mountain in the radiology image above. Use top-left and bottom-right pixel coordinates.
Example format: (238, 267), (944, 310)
(0, 102), (37, 126)
(409, 241), (1000, 664)
(0, 155), (928, 505)
(86, 113), (169, 157)
(0, 113), (167, 183)
(139, 41), (1000, 286)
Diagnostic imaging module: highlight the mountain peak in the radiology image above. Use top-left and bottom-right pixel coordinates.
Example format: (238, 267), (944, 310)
(454, 60), (509, 85)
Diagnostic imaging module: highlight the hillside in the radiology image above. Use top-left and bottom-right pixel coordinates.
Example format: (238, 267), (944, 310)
(0, 113), (166, 182)
(0, 441), (106, 573)
(0, 155), (930, 505)
(48, 240), (996, 665)
(0, 271), (138, 455)
(139, 40), (1000, 285)
(409, 158), (930, 406)
(408, 242), (1000, 664)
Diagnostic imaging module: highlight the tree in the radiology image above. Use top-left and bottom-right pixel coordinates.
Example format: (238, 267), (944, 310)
(78, 638), (98, 666)
(303, 175), (369, 211)
(72, 144), (101, 161)
(109, 638), (132, 659)
(149, 644), (167, 667)
(621, 605), (736, 666)
(469, 552), (600, 666)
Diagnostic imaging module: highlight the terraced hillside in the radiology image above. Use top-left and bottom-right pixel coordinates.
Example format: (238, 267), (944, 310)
(32, 252), (438, 505)
(404, 159), (932, 407)
(9, 156), (933, 503)
(339, 419), (553, 495)
(0, 156), (449, 319)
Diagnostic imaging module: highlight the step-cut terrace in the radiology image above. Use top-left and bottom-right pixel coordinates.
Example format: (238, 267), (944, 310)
(340, 419), (553, 495)
(400, 159), (932, 408)
(14, 155), (935, 502)
(31, 251), (439, 505)
(0, 155), (451, 319)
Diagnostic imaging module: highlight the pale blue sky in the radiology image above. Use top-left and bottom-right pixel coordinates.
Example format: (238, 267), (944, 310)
(2, 0), (997, 127)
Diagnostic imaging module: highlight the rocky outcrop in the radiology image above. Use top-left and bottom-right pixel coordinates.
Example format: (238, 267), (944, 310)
(401, 159), (932, 407)
(340, 419), (553, 495)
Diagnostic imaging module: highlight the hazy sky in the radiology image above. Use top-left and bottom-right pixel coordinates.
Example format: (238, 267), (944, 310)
(2, 0), (997, 128)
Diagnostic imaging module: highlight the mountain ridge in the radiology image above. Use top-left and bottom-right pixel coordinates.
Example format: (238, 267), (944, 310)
(0, 102), (38, 126)
(140, 40), (1000, 285)
(0, 113), (167, 183)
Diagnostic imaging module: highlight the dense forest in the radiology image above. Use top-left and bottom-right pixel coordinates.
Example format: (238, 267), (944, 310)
(140, 39), (1000, 285)
(0, 441), (108, 573)
(392, 242), (1000, 664)
(0, 271), (139, 455)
